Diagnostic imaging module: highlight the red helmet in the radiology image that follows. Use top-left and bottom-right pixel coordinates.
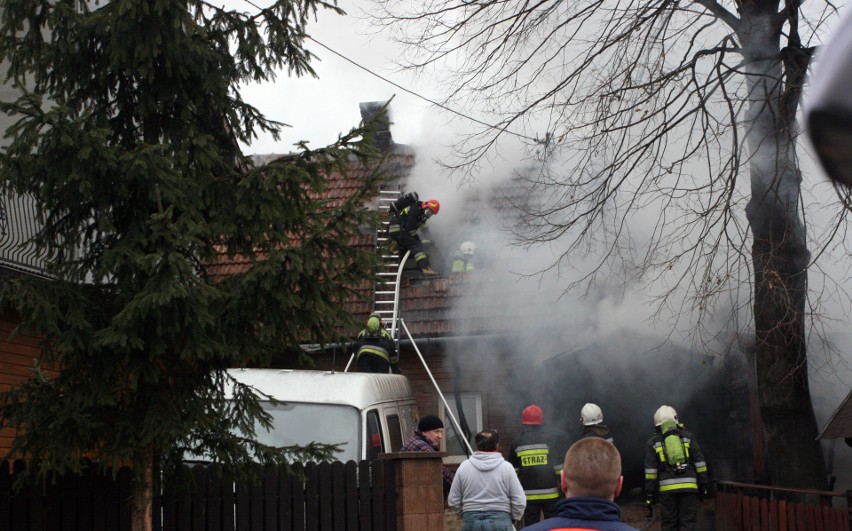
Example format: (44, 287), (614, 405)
(422, 199), (440, 215)
(522, 404), (543, 425)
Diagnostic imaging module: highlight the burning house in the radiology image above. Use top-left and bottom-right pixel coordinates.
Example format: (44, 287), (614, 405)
(0, 99), (809, 501)
(230, 102), (758, 505)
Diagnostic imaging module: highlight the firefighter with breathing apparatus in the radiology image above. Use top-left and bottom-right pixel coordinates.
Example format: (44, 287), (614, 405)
(643, 405), (710, 531)
(387, 191), (440, 276)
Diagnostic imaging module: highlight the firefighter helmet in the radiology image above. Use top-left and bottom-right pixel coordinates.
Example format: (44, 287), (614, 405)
(460, 241), (476, 255)
(521, 404), (544, 425)
(367, 312), (382, 333)
(422, 199), (440, 215)
(580, 403), (604, 426)
(654, 405), (678, 427)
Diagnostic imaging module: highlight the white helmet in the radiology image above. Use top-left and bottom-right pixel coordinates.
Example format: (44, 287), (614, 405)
(654, 405), (678, 427)
(580, 403), (604, 426)
(460, 241), (476, 255)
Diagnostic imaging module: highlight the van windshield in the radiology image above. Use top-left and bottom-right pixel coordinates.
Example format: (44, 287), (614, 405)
(254, 401), (361, 462)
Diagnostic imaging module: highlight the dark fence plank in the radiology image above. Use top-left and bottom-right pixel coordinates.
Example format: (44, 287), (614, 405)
(305, 463), (319, 531)
(44, 474), (62, 531)
(263, 467), (278, 531)
(345, 461), (358, 531)
(371, 460), (386, 531)
(58, 463), (78, 531)
(205, 465), (223, 531)
(383, 459), (397, 531)
(191, 466), (206, 531)
(26, 471), (42, 531)
(778, 500), (788, 531)
(221, 467), (236, 531)
(358, 460), (371, 531)
(175, 474), (193, 531)
(0, 462), (11, 531)
(277, 467), (291, 531)
(76, 467), (94, 531)
(796, 501), (807, 530)
(331, 462), (346, 530)
(805, 504), (817, 530)
(161, 474), (177, 531)
(249, 473), (264, 531)
(118, 466), (133, 531)
(318, 462), (333, 531)
(815, 503), (825, 531)
(235, 476), (250, 531)
(10, 461), (27, 531)
(291, 463), (306, 531)
(92, 469), (108, 531)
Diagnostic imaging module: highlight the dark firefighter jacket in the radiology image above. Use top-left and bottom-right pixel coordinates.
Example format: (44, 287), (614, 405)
(509, 426), (561, 502)
(355, 328), (399, 372)
(644, 424), (708, 496)
(580, 423), (614, 444)
(388, 203), (427, 237)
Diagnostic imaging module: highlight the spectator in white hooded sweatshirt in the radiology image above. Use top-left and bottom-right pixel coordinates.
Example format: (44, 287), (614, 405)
(449, 429), (527, 531)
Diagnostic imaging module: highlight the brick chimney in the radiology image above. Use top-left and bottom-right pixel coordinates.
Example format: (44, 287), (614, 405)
(359, 101), (393, 151)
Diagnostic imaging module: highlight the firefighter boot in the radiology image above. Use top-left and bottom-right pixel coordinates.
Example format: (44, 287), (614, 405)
(420, 266), (439, 277)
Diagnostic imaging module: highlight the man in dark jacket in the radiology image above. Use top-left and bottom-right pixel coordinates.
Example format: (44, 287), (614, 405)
(644, 405), (709, 531)
(354, 312), (400, 374)
(521, 437), (636, 530)
(388, 197), (440, 276)
(509, 404), (561, 526)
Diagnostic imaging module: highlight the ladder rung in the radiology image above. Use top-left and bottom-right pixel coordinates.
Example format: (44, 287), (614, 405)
(374, 188), (400, 329)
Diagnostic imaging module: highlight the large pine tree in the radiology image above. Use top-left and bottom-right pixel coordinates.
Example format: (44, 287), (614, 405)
(0, 1), (382, 529)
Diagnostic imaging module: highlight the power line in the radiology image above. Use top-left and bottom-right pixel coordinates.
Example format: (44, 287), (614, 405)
(305, 36), (540, 143)
(237, 0), (540, 143)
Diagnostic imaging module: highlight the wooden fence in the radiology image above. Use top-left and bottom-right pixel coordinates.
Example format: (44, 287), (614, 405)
(716, 481), (851, 531)
(0, 459), (397, 531)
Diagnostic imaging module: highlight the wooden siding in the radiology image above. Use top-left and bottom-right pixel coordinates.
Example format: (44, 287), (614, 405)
(0, 312), (58, 456)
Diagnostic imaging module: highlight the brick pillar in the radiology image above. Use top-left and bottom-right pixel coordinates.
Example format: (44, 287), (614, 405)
(381, 452), (446, 531)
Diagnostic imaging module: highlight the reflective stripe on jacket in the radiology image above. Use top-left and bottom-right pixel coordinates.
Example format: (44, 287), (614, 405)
(509, 428), (561, 501)
(355, 329), (398, 365)
(644, 426), (708, 496)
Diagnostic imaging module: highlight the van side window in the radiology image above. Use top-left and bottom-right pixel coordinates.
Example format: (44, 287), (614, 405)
(366, 409), (384, 461)
(387, 414), (402, 452)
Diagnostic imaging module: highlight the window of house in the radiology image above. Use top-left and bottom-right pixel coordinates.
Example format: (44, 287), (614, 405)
(439, 392), (483, 464)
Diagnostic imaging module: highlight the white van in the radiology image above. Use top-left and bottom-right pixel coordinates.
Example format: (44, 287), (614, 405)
(228, 369), (419, 463)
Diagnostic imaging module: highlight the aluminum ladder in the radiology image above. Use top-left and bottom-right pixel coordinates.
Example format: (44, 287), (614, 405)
(374, 189), (404, 339)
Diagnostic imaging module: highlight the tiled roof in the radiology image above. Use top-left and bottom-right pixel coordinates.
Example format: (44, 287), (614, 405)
(217, 143), (549, 340)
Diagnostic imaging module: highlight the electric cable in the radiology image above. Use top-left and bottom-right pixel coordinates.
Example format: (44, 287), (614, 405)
(238, 0), (542, 143)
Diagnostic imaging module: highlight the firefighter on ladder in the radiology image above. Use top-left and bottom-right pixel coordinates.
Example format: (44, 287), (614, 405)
(388, 194), (441, 276)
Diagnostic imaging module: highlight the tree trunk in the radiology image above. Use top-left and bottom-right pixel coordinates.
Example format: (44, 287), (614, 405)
(131, 448), (154, 531)
(742, 19), (827, 491)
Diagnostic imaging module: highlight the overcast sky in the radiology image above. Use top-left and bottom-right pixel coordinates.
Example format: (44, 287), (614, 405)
(238, 0), (458, 156)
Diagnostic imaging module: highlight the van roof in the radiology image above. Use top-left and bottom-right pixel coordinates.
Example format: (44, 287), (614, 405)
(227, 369), (415, 410)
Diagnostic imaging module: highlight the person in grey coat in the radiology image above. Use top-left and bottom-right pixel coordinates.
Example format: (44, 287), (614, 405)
(449, 429), (527, 531)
